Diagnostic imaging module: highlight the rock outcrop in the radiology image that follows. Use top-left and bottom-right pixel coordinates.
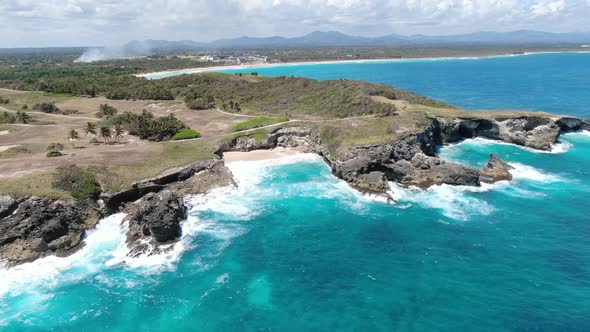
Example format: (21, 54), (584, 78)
(456, 117), (561, 150)
(556, 117), (590, 132)
(104, 160), (234, 212)
(480, 154), (514, 183)
(0, 198), (97, 266)
(126, 190), (187, 257)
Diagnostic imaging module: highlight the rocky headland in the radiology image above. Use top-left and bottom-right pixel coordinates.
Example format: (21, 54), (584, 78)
(1, 104), (589, 267)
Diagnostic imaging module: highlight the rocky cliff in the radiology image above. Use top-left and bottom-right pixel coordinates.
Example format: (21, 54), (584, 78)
(0, 159), (235, 266)
(219, 114), (589, 198)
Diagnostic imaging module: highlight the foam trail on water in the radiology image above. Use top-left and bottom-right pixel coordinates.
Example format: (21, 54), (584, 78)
(508, 162), (565, 183)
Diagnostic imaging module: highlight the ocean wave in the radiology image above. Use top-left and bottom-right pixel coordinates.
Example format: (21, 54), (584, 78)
(387, 159), (566, 221)
(389, 182), (502, 221)
(467, 137), (572, 154)
(508, 162), (565, 183)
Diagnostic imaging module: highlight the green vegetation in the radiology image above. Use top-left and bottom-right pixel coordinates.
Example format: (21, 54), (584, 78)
(53, 165), (101, 200)
(84, 122), (97, 136)
(183, 91), (214, 110)
(108, 110), (186, 141)
(0, 171), (71, 199)
(253, 130), (268, 144)
(46, 143), (64, 157)
(231, 117), (289, 132)
(0, 97), (9, 104)
(33, 102), (60, 113)
(96, 104), (118, 118)
(1, 71), (449, 118)
(0, 111), (31, 124)
(172, 128), (201, 141)
(100, 126), (112, 144)
(67, 129), (80, 148)
(0, 112), (16, 124)
(46, 151), (63, 157)
(0, 146), (32, 159)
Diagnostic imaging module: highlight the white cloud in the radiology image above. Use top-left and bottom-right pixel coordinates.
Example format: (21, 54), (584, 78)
(531, 0), (566, 17)
(0, 0), (587, 47)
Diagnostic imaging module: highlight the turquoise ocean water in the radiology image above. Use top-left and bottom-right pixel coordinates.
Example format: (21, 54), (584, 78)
(2, 53), (590, 331)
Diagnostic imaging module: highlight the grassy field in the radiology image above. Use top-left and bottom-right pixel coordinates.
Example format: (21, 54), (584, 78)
(0, 92), (74, 111)
(0, 171), (71, 199)
(231, 117), (289, 132)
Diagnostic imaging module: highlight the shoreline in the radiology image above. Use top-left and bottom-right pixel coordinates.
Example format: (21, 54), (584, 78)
(137, 50), (590, 79)
(223, 147), (302, 163)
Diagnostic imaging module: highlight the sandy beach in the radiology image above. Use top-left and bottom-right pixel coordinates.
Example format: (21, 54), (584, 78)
(223, 147), (301, 163)
(136, 51), (590, 79)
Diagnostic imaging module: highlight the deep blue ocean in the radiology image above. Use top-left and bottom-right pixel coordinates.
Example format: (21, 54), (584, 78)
(2, 53), (590, 331)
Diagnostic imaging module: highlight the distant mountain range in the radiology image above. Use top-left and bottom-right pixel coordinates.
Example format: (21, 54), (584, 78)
(130, 30), (590, 51)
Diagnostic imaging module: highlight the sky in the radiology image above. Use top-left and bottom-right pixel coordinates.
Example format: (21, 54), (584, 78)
(1, 0), (589, 48)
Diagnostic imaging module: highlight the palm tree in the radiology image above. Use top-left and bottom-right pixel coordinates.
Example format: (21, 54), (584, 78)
(114, 125), (124, 143)
(98, 104), (118, 119)
(100, 126), (112, 144)
(67, 129), (80, 148)
(83, 122), (97, 136)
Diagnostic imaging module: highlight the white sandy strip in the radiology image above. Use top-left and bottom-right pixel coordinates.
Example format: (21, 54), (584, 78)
(223, 147), (302, 163)
(0, 130), (10, 135)
(136, 51), (590, 78)
(0, 145), (18, 152)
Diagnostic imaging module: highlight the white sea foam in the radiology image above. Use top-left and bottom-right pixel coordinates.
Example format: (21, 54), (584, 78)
(389, 182), (502, 221)
(465, 137), (572, 154)
(562, 130), (590, 140)
(508, 162), (565, 183)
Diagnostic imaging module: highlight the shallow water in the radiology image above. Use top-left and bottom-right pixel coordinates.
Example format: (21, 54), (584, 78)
(2, 55), (590, 331)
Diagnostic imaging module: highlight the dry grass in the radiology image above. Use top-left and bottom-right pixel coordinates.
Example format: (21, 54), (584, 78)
(92, 140), (216, 192)
(0, 171), (71, 199)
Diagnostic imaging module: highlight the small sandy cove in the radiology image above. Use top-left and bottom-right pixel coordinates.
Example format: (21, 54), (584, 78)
(223, 147), (300, 163)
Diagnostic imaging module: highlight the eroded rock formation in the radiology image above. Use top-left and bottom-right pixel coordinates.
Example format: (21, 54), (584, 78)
(0, 197), (98, 266)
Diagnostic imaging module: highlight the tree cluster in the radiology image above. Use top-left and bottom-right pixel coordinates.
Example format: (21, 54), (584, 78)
(108, 110), (186, 141)
(33, 102), (60, 113)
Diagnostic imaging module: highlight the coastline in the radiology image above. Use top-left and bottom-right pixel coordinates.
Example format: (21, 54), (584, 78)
(136, 50), (590, 79)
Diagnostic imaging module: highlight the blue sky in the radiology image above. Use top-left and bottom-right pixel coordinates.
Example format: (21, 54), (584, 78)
(1, 0), (588, 48)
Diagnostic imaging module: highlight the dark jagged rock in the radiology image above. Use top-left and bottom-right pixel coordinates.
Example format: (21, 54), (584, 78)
(104, 185), (166, 213)
(556, 117), (590, 131)
(0, 198), (97, 266)
(0, 195), (18, 219)
(127, 190), (186, 243)
(126, 190), (186, 257)
(480, 154), (514, 183)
